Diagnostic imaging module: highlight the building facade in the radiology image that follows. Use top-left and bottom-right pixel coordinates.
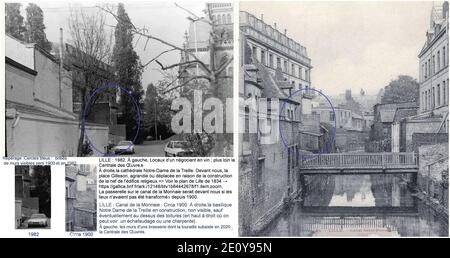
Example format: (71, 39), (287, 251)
(240, 11), (312, 92)
(391, 2), (449, 153)
(418, 2), (449, 128)
(180, 3), (233, 82)
(66, 164), (97, 231)
(239, 12), (322, 235)
(5, 34), (110, 156)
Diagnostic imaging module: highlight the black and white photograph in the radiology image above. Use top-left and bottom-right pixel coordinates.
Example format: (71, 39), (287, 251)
(239, 1), (449, 237)
(15, 165), (51, 229)
(5, 2), (233, 157)
(65, 164), (97, 232)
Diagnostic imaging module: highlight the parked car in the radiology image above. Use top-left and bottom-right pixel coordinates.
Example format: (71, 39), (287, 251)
(26, 213), (49, 228)
(113, 140), (135, 154)
(164, 141), (193, 157)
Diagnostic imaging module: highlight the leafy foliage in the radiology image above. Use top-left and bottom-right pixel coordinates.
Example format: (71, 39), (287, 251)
(25, 3), (52, 51)
(142, 83), (174, 140)
(113, 4), (144, 143)
(5, 3), (26, 40)
(381, 75), (419, 104)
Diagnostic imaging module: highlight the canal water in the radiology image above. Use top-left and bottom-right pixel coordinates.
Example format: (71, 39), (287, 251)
(263, 174), (448, 237)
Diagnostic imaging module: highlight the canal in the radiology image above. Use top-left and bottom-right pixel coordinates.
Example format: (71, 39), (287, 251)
(262, 174), (448, 237)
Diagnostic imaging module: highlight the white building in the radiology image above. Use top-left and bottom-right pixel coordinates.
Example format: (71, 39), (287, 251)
(239, 11), (314, 115)
(418, 1), (449, 129)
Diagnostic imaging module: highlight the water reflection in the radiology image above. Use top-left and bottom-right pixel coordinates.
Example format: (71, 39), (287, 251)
(263, 174), (448, 237)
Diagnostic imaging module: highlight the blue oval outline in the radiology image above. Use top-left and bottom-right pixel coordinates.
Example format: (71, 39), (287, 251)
(82, 83), (141, 156)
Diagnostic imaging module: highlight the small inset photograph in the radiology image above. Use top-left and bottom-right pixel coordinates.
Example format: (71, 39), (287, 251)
(15, 165), (51, 229)
(65, 164), (97, 232)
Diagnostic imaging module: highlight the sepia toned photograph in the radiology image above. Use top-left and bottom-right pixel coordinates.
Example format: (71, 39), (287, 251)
(15, 165), (51, 229)
(5, 2), (233, 157)
(66, 164), (97, 232)
(239, 1), (449, 236)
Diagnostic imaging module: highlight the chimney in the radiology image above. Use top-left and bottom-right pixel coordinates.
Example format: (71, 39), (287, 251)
(284, 29), (287, 35)
(59, 28), (64, 108)
(274, 22), (277, 29)
(260, 14), (264, 21)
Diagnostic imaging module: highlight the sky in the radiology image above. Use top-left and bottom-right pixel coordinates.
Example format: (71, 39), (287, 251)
(240, 1), (433, 95)
(16, 1), (433, 96)
(19, 1), (206, 91)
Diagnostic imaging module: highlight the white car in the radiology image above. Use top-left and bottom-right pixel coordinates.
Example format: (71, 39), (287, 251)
(27, 213), (49, 228)
(114, 140), (135, 154)
(164, 141), (193, 157)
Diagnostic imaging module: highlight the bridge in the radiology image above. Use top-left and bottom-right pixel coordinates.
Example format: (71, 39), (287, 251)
(300, 152), (418, 174)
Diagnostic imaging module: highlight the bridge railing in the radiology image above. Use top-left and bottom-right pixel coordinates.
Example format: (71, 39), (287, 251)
(301, 152), (417, 169)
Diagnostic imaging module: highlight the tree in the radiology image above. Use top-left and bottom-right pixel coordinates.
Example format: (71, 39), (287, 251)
(381, 75), (419, 104)
(25, 3), (52, 51)
(142, 83), (174, 140)
(112, 3), (144, 143)
(5, 3), (26, 40)
(68, 7), (114, 156)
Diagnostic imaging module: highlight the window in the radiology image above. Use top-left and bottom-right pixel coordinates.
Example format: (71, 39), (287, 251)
(422, 64), (425, 81)
(437, 84), (441, 107)
(444, 81), (447, 105)
(284, 60), (288, 73)
(305, 69), (310, 81)
(425, 91), (428, 110)
(269, 54), (273, 68)
(252, 46), (257, 58)
(428, 59), (431, 77)
(425, 62), (428, 79)
(256, 158), (264, 194)
(227, 14), (231, 24)
(260, 50), (265, 65)
(437, 51), (441, 71)
(428, 89), (431, 109)
(218, 14), (222, 24)
(329, 111), (334, 121)
(432, 55), (435, 74)
(276, 57), (281, 69)
(292, 146), (296, 169)
(383, 127), (389, 137)
(287, 147), (291, 176)
(299, 67), (303, 79)
(244, 106), (249, 142)
(422, 92), (425, 111)
(444, 46), (447, 67)
(291, 64), (295, 76)
(432, 87), (435, 108)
